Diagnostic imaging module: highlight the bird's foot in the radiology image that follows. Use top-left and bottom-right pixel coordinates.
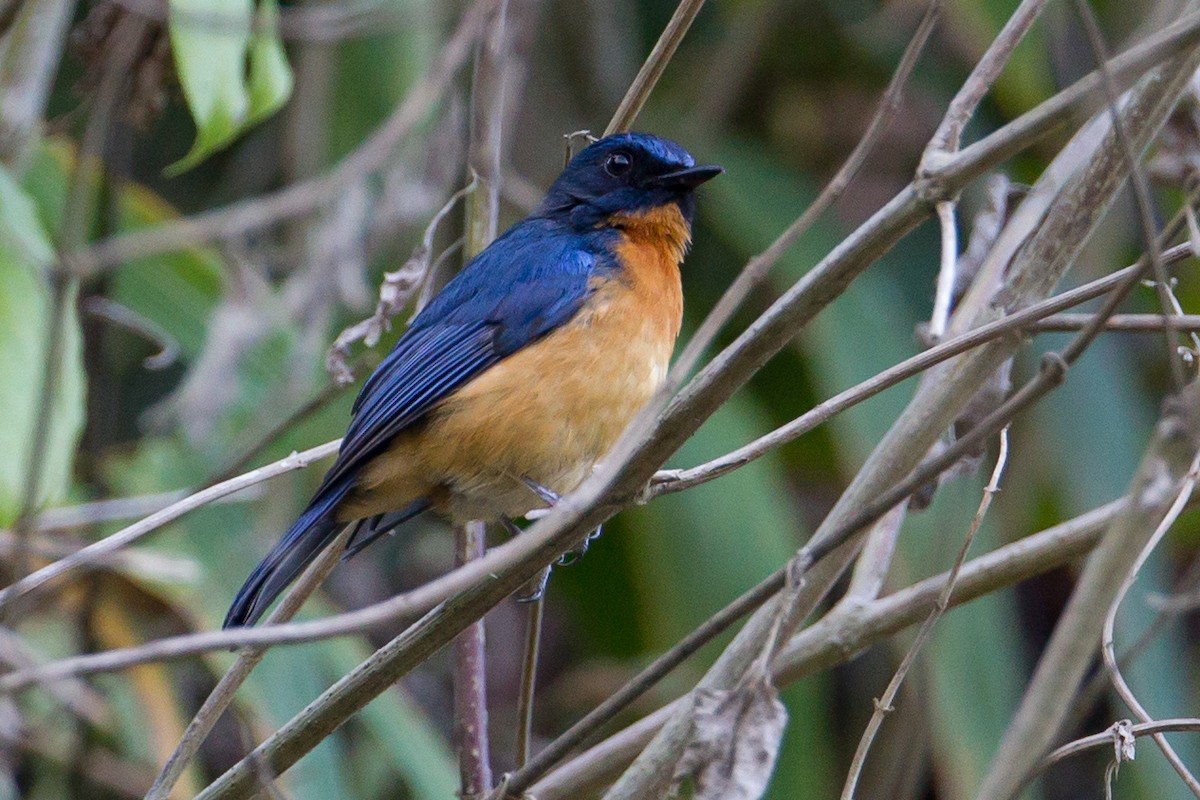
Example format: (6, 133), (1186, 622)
(515, 566), (552, 603)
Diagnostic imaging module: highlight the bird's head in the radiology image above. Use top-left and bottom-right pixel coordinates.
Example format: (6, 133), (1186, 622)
(537, 132), (723, 231)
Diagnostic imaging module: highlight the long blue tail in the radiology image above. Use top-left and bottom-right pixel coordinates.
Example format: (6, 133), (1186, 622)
(223, 476), (357, 629)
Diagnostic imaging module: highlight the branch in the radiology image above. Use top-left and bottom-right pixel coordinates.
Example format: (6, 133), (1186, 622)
(453, 521), (492, 798)
(649, 242), (1196, 498)
(1099, 447), (1200, 796)
(1039, 719), (1200, 773)
(528, 496), (1131, 798)
(1073, 0), (1187, 391)
(0, 441), (340, 612)
(606, 17), (1200, 798)
(603, 0), (707, 136)
(976, 380), (1200, 799)
(145, 526), (353, 800)
(840, 428), (1009, 800)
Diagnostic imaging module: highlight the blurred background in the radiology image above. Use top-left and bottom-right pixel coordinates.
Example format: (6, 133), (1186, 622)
(4, 0), (1200, 797)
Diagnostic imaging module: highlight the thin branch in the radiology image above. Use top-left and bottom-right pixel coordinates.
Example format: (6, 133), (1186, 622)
(609, 22), (1200, 798)
(1073, 0), (1186, 390)
(10, 13), (1200, 799)
(650, 240), (1196, 498)
(145, 526), (353, 800)
(1039, 719), (1200, 773)
(454, 521), (493, 798)
(924, 0), (1048, 156)
(929, 200), (958, 339)
(665, 0), (940, 394)
(1029, 312), (1200, 331)
(603, 0), (707, 136)
(494, 569), (785, 798)
(8, 19), (1200, 699)
(1099, 448), (1200, 797)
(841, 428), (1009, 800)
(976, 379), (1200, 800)
(922, 0), (1046, 341)
(0, 441), (341, 612)
(529, 496), (1134, 798)
(841, 505), (908, 606)
(515, 568), (550, 769)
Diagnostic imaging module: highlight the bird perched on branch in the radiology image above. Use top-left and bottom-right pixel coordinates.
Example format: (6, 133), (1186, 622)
(224, 132), (722, 628)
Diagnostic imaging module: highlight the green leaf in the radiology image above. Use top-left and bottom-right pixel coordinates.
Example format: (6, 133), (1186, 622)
(0, 164), (85, 524)
(167, 0), (292, 175)
(246, 0), (293, 125)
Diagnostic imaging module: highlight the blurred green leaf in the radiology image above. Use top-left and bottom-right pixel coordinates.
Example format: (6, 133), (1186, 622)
(247, 0), (293, 125)
(167, 0), (292, 174)
(0, 164), (84, 524)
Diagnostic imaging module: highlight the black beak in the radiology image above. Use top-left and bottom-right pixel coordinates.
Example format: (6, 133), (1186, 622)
(651, 164), (724, 191)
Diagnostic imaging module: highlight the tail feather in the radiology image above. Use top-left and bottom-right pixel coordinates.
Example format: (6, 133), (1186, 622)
(341, 500), (429, 561)
(223, 476), (356, 629)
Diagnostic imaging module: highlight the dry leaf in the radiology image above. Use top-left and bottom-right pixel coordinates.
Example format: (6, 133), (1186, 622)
(671, 673), (788, 800)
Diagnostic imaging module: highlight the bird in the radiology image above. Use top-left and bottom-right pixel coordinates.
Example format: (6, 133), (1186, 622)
(223, 132), (722, 628)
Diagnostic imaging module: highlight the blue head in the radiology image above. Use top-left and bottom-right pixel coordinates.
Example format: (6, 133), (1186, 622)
(537, 132), (722, 230)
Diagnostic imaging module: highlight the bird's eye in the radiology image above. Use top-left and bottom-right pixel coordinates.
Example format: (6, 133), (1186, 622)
(604, 152), (632, 177)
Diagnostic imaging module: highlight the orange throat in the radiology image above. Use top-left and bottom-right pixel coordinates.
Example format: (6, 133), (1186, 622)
(607, 203), (693, 266)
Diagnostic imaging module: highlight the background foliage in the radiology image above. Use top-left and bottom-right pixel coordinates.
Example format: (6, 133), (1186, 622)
(3, 0), (1200, 798)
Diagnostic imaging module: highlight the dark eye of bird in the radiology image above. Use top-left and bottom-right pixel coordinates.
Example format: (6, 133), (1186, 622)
(604, 152), (632, 178)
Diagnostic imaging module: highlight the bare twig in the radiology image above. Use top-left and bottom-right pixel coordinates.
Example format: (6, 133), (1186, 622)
(977, 378), (1200, 799)
(922, 0), (1047, 340)
(145, 526), (353, 800)
(650, 241), (1196, 498)
(1039, 719), (1200, 772)
(515, 572), (547, 769)
(81, 297), (180, 370)
(529, 496), (1136, 798)
(841, 428), (1009, 800)
(603, 0), (707, 136)
(609, 20), (1200, 798)
(924, 0), (1048, 156)
(1073, 0), (1187, 390)
(325, 178), (478, 384)
(9, 18), (1200, 711)
(0, 441), (341, 612)
(666, 0), (940, 392)
(841, 505), (908, 606)
(1099, 448), (1200, 797)
(928, 200), (959, 339)
(454, 521), (493, 798)
(1029, 312), (1200, 331)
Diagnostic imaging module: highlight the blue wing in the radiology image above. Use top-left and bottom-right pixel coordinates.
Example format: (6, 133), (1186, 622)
(224, 219), (611, 627)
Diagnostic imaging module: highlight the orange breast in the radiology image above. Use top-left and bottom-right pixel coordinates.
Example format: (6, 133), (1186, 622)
(339, 203), (689, 524)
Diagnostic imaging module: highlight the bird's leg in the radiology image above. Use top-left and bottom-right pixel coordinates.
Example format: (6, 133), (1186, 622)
(501, 515), (552, 602)
(520, 477), (603, 563)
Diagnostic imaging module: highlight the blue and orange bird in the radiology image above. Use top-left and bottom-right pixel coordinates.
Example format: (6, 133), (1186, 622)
(224, 132), (722, 628)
